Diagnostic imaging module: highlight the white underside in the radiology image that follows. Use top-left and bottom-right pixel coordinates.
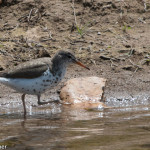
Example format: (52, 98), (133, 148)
(0, 68), (65, 95)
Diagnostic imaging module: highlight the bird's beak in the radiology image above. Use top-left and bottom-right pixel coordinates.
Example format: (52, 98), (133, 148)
(75, 60), (90, 70)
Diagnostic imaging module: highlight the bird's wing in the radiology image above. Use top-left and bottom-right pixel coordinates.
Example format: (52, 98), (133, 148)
(0, 57), (52, 79)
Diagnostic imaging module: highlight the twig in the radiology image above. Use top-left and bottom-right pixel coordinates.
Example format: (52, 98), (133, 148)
(71, 0), (78, 26)
(119, 0), (127, 20)
(28, 9), (33, 22)
(143, 0), (147, 11)
(120, 5), (123, 19)
(138, 18), (146, 24)
(12, 23), (19, 31)
(127, 45), (135, 58)
(129, 59), (135, 66)
(40, 38), (55, 42)
(18, 14), (28, 22)
(129, 59), (142, 77)
(35, 9), (41, 20)
(133, 67), (139, 73)
(144, 3), (147, 11)
(35, 9), (39, 14)
(120, 35), (128, 42)
(129, 59), (139, 68)
(48, 31), (53, 39)
(110, 59), (118, 67)
(90, 59), (97, 66)
(42, 25), (53, 40)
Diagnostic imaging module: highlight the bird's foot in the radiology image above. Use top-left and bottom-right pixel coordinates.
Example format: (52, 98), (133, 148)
(38, 100), (60, 105)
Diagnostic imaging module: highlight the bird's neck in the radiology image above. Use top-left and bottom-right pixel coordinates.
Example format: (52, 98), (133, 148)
(51, 57), (67, 77)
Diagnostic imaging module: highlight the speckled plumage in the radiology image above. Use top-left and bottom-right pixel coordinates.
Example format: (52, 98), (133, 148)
(0, 67), (64, 95)
(0, 58), (65, 95)
(0, 50), (89, 117)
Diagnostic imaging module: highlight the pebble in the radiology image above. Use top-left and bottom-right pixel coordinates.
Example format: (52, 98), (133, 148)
(97, 32), (101, 35)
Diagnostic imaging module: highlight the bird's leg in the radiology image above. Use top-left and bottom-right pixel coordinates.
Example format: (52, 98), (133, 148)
(21, 94), (26, 118)
(37, 95), (48, 105)
(37, 95), (60, 105)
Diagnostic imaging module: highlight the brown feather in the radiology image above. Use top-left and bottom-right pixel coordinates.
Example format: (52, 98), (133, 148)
(0, 58), (52, 79)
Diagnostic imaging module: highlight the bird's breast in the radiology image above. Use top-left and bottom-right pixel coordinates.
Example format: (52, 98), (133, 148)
(4, 68), (65, 95)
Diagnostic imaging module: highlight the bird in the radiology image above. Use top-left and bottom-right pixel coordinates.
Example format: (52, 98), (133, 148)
(0, 50), (90, 117)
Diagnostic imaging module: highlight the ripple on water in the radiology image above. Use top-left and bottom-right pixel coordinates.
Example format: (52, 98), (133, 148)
(0, 93), (150, 150)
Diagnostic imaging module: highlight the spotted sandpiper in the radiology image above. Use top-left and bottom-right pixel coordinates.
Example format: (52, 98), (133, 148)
(0, 50), (89, 117)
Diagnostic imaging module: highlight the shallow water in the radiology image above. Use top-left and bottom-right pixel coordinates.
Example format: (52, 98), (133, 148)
(0, 94), (150, 150)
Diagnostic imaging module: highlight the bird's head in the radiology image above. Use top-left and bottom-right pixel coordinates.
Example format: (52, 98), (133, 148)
(54, 50), (90, 70)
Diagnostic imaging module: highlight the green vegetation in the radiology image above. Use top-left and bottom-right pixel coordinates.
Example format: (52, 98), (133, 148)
(76, 22), (90, 38)
(122, 25), (131, 33)
(76, 25), (85, 37)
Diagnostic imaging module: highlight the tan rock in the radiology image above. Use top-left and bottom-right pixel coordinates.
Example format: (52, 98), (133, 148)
(60, 76), (108, 109)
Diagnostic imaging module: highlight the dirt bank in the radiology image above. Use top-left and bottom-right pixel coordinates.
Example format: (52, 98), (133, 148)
(0, 0), (150, 106)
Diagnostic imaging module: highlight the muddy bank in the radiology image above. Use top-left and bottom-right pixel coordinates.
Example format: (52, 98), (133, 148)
(0, 0), (149, 116)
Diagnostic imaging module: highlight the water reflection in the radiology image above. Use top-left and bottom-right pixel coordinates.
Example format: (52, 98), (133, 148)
(0, 94), (150, 150)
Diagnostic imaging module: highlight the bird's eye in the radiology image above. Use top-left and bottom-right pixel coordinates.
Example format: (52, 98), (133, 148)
(68, 55), (72, 59)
